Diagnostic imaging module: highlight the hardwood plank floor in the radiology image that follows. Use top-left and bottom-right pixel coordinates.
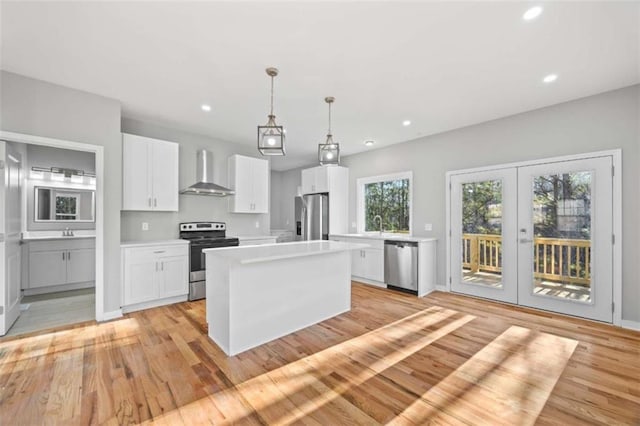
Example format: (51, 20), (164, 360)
(0, 283), (638, 425)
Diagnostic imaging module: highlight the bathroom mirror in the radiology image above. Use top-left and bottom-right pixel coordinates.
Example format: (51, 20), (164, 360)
(34, 186), (95, 222)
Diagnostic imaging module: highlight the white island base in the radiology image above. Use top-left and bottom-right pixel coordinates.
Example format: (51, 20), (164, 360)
(204, 241), (368, 356)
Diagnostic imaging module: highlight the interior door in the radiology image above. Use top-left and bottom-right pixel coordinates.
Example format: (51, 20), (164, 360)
(517, 157), (613, 322)
(1, 142), (22, 335)
(450, 168), (518, 303)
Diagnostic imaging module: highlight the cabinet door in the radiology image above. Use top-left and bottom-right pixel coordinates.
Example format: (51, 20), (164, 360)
(362, 249), (384, 282)
(29, 250), (67, 288)
(314, 166), (329, 193)
(229, 155), (254, 213)
(151, 140), (179, 211)
(123, 257), (158, 305)
(122, 134), (152, 211)
(351, 249), (365, 278)
(67, 248), (96, 284)
(157, 256), (188, 298)
(301, 168), (316, 194)
(251, 158), (269, 213)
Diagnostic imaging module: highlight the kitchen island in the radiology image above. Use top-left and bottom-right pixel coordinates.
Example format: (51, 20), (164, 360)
(204, 240), (368, 356)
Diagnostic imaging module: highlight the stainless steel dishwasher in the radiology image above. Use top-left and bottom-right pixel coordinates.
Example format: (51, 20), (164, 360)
(384, 240), (419, 293)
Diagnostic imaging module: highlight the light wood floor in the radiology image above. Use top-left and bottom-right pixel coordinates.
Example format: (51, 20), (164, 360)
(0, 283), (638, 425)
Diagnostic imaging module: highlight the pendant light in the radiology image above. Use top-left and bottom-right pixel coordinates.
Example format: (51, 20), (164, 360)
(318, 96), (340, 165)
(257, 67), (285, 156)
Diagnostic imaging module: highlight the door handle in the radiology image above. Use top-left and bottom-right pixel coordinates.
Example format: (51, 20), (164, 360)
(154, 198), (157, 207)
(155, 262), (158, 272)
(68, 251), (71, 260)
(62, 252), (65, 261)
(161, 261), (164, 271)
(148, 197), (152, 207)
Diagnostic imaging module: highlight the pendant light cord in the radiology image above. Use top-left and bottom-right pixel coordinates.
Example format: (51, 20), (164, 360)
(270, 75), (275, 117)
(327, 101), (332, 136)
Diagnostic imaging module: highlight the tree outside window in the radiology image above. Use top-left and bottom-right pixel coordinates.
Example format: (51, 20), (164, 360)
(364, 178), (410, 233)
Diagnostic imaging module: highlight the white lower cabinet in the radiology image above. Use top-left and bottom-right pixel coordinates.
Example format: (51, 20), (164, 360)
(121, 241), (189, 312)
(25, 238), (96, 294)
(333, 237), (385, 285)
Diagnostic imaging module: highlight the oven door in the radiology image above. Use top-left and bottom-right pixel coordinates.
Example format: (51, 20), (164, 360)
(189, 240), (239, 281)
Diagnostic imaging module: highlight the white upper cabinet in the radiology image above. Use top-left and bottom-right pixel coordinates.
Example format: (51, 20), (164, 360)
(301, 166), (330, 194)
(301, 165), (349, 234)
(228, 155), (269, 214)
(122, 133), (179, 211)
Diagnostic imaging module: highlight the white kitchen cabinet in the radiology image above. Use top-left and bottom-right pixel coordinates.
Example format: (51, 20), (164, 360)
(122, 133), (179, 211)
(228, 155), (269, 213)
(352, 248), (384, 282)
(301, 166), (330, 194)
(301, 165), (349, 235)
(25, 238), (96, 294)
(121, 241), (189, 312)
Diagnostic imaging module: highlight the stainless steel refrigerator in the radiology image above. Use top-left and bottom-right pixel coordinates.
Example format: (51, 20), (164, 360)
(297, 193), (329, 240)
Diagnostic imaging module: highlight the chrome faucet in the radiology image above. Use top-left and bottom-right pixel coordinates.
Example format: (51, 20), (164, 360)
(63, 227), (74, 237)
(373, 215), (383, 235)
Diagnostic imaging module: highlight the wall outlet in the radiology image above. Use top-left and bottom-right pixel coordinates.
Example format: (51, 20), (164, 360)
(424, 223), (432, 231)
(255, 221), (260, 229)
(142, 222), (149, 231)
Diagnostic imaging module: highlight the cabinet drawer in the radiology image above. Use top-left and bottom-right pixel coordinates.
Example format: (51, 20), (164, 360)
(29, 238), (95, 253)
(124, 245), (187, 261)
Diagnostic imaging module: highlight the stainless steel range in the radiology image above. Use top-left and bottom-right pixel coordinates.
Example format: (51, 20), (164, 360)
(179, 222), (239, 301)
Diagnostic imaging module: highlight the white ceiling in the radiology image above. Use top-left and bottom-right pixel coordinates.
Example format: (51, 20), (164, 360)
(1, 1), (638, 170)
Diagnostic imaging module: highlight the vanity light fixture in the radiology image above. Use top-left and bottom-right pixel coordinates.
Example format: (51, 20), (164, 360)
(318, 96), (340, 165)
(257, 67), (286, 156)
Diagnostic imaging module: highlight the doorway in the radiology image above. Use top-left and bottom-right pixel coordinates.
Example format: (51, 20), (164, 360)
(0, 131), (105, 336)
(448, 152), (618, 323)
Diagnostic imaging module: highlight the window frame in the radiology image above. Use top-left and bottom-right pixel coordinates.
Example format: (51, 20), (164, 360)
(357, 171), (413, 235)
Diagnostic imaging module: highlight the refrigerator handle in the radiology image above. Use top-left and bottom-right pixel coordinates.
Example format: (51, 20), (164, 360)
(301, 206), (307, 240)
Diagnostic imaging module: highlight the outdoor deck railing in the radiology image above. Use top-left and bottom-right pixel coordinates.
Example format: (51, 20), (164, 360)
(462, 233), (591, 285)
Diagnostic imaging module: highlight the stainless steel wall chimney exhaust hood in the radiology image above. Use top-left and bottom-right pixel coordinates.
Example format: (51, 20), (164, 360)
(180, 150), (235, 196)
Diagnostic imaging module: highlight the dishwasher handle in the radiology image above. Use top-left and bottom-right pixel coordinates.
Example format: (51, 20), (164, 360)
(384, 240), (418, 248)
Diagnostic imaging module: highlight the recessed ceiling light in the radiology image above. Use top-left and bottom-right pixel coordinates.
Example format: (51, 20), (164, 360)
(201, 104), (211, 112)
(364, 140), (375, 146)
(402, 120), (411, 126)
(543, 74), (558, 83)
(523, 6), (543, 21)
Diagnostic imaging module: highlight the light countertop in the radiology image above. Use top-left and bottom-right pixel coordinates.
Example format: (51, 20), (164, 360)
(121, 239), (189, 248)
(235, 235), (278, 240)
(330, 233), (437, 243)
(21, 231), (96, 241)
(204, 240), (369, 264)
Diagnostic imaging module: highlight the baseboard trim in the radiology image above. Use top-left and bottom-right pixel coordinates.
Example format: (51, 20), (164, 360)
(122, 295), (188, 314)
(435, 285), (447, 292)
(99, 309), (123, 322)
(620, 320), (640, 331)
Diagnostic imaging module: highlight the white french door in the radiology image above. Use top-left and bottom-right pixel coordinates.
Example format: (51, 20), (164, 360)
(449, 155), (614, 323)
(450, 169), (518, 303)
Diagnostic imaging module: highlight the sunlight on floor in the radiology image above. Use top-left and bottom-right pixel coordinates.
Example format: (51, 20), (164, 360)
(397, 325), (578, 424)
(148, 306), (476, 424)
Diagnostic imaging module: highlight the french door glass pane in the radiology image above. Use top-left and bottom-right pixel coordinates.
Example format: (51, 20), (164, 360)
(531, 172), (592, 302)
(461, 180), (503, 288)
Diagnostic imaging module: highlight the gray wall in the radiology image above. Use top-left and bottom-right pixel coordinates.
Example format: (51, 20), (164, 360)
(0, 70), (122, 314)
(120, 118), (270, 241)
(338, 85), (639, 322)
(270, 167), (302, 231)
(26, 145), (96, 231)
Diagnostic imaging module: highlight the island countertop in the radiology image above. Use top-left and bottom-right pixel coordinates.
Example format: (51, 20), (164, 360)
(204, 240), (369, 264)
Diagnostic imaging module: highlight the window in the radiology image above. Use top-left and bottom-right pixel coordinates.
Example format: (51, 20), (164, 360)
(357, 171), (412, 234)
(55, 193), (79, 220)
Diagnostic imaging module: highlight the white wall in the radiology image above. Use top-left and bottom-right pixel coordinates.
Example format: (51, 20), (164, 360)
(270, 167), (302, 231)
(0, 70), (122, 314)
(120, 118), (271, 240)
(338, 85), (639, 322)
